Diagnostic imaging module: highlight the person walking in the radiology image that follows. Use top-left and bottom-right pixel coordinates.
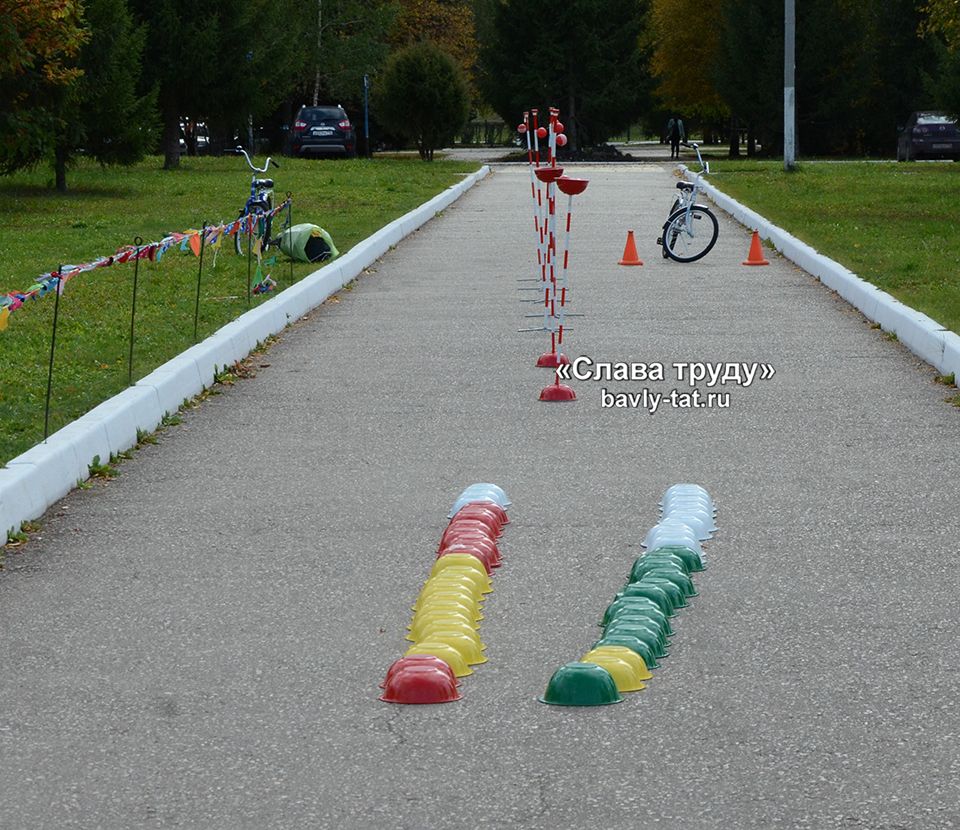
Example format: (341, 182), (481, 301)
(666, 115), (685, 160)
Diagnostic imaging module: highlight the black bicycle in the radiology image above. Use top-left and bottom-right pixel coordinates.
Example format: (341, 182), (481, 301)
(234, 147), (280, 256)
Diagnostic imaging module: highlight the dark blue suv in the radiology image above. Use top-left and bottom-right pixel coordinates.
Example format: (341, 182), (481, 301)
(291, 105), (356, 158)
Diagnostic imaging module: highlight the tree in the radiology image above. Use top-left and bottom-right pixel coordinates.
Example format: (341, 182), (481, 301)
(306, 0), (396, 107)
(712, 0), (783, 155)
(374, 41), (470, 159)
(0, 0), (87, 174)
(923, 0), (960, 117)
(714, 0), (937, 158)
(924, 0), (960, 48)
(390, 0), (477, 88)
(51, 0), (158, 192)
(129, 0), (311, 168)
(478, 0), (652, 149)
(128, 0), (225, 168)
(650, 0), (725, 118)
(928, 37), (960, 117)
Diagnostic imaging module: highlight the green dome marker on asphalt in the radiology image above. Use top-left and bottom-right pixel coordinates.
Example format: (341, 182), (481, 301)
(644, 545), (705, 572)
(603, 623), (669, 659)
(640, 568), (699, 598)
(606, 589), (677, 620)
(593, 635), (660, 670)
(539, 662), (623, 706)
(637, 576), (688, 609)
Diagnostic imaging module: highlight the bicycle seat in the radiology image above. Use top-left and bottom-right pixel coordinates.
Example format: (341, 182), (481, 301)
(676, 181), (694, 191)
(255, 178), (274, 188)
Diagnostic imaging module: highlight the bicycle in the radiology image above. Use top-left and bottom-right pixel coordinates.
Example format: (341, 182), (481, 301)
(234, 146), (280, 256)
(657, 141), (719, 263)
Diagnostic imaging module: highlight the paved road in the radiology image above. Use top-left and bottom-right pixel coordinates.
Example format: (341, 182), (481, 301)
(2, 165), (959, 829)
(438, 142), (682, 163)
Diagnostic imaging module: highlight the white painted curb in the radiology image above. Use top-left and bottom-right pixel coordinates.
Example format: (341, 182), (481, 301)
(0, 165), (491, 539)
(683, 166), (960, 378)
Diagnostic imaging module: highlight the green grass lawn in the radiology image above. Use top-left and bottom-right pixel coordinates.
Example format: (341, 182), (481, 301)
(0, 155), (478, 465)
(702, 160), (960, 334)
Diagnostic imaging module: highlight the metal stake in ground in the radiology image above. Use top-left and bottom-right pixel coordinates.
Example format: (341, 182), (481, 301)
(128, 238), (142, 386)
(287, 192), (294, 286)
(518, 112), (543, 277)
(246, 213), (254, 306)
(43, 266), (64, 441)
(193, 224), (207, 343)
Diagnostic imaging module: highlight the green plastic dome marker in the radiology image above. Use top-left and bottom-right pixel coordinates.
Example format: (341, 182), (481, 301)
(647, 545), (705, 572)
(593, 634), (659, 670)
(631, 555), (689, 580)
(642, 568), (698, 599)
(615, 583), (677, 616)
(539, 662), (623, 706)
(604, 622), (669, 658)
(637, 576), (688, 609)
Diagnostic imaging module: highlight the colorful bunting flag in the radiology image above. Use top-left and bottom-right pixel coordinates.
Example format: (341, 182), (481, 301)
(0, 199), (291, 333)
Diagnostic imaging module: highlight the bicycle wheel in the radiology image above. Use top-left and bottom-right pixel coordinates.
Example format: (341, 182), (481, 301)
(662, 205), (719, 263)
(234, 210), (247, 256)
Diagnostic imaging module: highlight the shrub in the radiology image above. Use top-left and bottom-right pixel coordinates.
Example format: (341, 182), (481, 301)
(374, 41), (470, 161)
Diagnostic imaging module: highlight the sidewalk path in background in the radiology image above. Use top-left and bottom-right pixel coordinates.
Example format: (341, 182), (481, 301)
(1, 164), (958, 830)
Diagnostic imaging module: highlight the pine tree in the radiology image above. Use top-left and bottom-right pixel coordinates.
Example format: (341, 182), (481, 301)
(479, 0), (652, 148)
(52, 0), (158, 191)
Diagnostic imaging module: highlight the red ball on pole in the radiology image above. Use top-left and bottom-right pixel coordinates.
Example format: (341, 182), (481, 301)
(556, 134), (568, 147)
(555, 121), (565, 133)
(536, 127), (547, 139)
(518, 123), (527, 134)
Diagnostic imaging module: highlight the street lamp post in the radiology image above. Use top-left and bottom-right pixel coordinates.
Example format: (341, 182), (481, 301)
(784, 0), (796, 170)
(363, 74), (371, 157)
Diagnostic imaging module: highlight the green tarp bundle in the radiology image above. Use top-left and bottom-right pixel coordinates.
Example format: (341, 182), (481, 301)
(279, 223), (339, 263)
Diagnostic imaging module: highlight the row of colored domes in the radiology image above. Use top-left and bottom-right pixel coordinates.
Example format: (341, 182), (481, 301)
(541, 485), (717, 705)
(380, 484), (511, 704)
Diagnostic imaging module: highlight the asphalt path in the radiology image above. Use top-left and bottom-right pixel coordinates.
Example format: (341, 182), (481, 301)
(2, 164), (959, 829)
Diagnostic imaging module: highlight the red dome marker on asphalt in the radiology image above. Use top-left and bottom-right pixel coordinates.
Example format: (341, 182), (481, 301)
(380, 665), (461, 704)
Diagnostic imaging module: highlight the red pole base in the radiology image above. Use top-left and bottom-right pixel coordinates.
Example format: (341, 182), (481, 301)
(539, 383), (576, 402)
(536, 352), (569, 368)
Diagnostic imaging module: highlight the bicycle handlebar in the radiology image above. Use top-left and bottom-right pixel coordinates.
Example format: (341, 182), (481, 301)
(236, 146), (279, 173)
(680, 141), (708, 174)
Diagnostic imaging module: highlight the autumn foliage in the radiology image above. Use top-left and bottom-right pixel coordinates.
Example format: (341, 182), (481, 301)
(0, 0), (87, 172)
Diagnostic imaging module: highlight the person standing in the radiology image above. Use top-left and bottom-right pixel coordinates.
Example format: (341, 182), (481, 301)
(184, 118), (197, 156)
(666, 114), (685, 160)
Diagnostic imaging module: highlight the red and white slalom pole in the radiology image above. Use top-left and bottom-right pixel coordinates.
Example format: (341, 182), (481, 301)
(534, 163), (564, 367)
(519, 112), (545, 279)
(553, 176), (589, 368)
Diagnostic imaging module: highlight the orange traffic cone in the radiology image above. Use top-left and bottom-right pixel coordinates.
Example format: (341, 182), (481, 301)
(742, 230), (770, 266)
(618, 230), (643, 266)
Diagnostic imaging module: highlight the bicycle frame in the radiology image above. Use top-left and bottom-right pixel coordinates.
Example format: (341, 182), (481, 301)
(234, 146), (280, 254)
(237, 146), (277, 216)
(675, 142), (709, 214)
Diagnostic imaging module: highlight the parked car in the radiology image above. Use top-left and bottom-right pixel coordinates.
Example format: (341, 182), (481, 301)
(178, 120), (210, 155)
(897, 111), (960, 161)
(290, 105), (356, 158)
